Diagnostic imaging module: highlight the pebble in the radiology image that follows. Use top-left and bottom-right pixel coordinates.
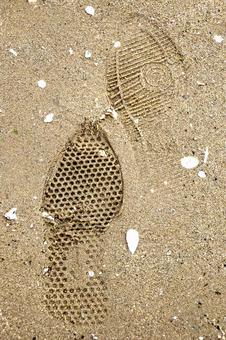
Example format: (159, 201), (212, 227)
(126, 229), (139, 255)
(85, 5), (95, 16)
(85, 50), (92, 59)
(180, 156), (199, 169)
(4, 208), (17, 220)
(44, 112), (54, 123)
(213, 35), (224, 43)
(28, 0), (37, 3)
(37, 79), (46, 89)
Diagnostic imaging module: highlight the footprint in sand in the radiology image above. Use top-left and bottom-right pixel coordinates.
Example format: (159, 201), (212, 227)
(41, 121), (123, 334)
(107, 14), (186, 151)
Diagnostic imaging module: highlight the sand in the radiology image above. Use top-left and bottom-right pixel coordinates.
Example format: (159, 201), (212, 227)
(0, 0), (225, 339)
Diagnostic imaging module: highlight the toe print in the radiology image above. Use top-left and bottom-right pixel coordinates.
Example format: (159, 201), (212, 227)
(42, 121), (123, 331)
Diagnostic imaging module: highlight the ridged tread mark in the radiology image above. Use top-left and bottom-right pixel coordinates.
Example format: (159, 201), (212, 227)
(41, 121), (123, 332)
(106, 14), (186, 166)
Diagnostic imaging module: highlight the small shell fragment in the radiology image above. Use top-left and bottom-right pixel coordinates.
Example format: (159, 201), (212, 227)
(213, 35), (224, 43)
(180, 156), (199, 169)
(98, 149), (107, 157)
(9, 48), (18, 56)
(37, 79), (46, 89)
(204, 147), (209, 164)
(198, 170), (206, 178)
(4, 208), (17, 220)
(126, 229), (139, 255)
(85, 50), (92, 59)
(88, 270), (94, 277)
(114, 41), (121, 48)
(69, 47), (74, 55)
(85, 5), (95, 16)
(44, 112), (54, 123)
(42, 211), (54, 221)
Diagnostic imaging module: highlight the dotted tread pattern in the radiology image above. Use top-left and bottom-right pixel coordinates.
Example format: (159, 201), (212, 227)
(42, 121), (123, 329)
(106, 15), (185, 146)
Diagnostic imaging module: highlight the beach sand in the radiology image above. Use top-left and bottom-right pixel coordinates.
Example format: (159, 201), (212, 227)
(0, 1), (225, 339)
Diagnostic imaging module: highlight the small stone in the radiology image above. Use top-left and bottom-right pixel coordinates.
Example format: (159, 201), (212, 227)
(28, 0), (37, 3)
(85, 5), (95, 16)
(44, 112), (54, 123)
(37, 79), (46, 89)
(4, 208), (17, 220)
(213, 35), (224, 43)
(84, 50), (92, 59)
(114, 41), (121, 48)
(69, 47), (74, 55)
(180, 156), (199, 169)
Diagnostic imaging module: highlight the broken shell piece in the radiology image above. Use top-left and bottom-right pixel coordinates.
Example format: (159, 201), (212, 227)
(28, 0), (37, 3)
(4, 208), (17, 220)
(9, 48), (17, 56)
(42, 211), (54, 221)
(180, 156), (199, 169)
(85, 5), (95, 16)
(98, 149), (107, 157)
(88, 270), (94, 278)
(69, 47), (74, 55)
(126, 229), (139, 255)
(106, 107), (118, 119)
(114, 41), (121, 48)
(44, 112), (54, 123)
(198, 170), (206, 178)
(213, 35), (224, 43)
(37, 79), (46, 89)
(204, 147), (209, 164)
(85, 50), (92, 59)
(43, 267), (49, 275)
(197, 81), (205, 86)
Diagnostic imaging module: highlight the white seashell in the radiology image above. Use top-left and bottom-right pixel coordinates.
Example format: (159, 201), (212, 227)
(126, 229), (139, 254)
(204, 147), (209, 163)
(42, 211), (54, 221)
(85, 5), (95, 16)
(9, 48), (17, 56)
(88, 270), (94, 277)
(68, 47), (74, 55)
(106, 107), (118, 119)
(180, 156), (199, 169)
(213, 35), (224, 43)
(114, 41), (121, 48)
(98, 149), (107, 157)
(4, 207), (17, 220)
(44, 112), (54, 123)
(198, 170), (206, 178)
(37, 79), (46, 89)
(85, 50), (92, 59)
